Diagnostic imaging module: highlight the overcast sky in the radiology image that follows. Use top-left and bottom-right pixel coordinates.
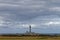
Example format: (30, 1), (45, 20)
(0, 0), (60, 33)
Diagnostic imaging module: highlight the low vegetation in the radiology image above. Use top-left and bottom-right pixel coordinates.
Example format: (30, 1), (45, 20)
(0, 36), (60, 40)
(0, 34), (60, 40)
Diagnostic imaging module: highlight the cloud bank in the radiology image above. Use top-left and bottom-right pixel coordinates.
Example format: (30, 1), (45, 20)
(0, 0), (60, 33)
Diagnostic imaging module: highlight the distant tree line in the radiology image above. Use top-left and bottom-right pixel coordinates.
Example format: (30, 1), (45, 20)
(0, 34), (60, 37)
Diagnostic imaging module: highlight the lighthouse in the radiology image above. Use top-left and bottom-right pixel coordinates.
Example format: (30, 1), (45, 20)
(25, 25), (36, 35)
(29, 25), (31, 33)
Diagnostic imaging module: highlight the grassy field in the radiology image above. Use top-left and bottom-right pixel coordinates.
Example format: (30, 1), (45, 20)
(0, 36), (60, 40)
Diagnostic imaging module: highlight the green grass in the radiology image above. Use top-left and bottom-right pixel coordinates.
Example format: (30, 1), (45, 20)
(0, 36), (60, 40)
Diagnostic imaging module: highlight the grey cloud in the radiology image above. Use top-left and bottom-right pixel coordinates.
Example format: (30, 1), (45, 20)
(0, 0), (60, 33)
